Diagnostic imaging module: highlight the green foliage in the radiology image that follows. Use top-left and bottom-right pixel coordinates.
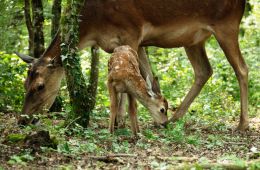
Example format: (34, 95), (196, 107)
(0, 0), (25, 53)
(0, 52), (26, 112)
(8, 153), (35, 165)
(7, 133), (26, 143)
(163, 120), (185, 143)
(250, 161), (260, 170)
(218, 155), (246, 168)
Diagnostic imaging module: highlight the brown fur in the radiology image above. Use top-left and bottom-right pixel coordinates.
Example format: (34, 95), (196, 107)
(108, 46), (168, 136)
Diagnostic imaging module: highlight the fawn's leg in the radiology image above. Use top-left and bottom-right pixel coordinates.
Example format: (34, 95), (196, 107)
(170, 42), (213, 122)
(115, 93), (127, 128)
(128, 94), (139, 136)
(108, 84), (119, 134)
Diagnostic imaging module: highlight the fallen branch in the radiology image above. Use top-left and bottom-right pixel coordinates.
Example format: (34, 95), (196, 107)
(223, 141), (247, 145)
(88, 154), (137, 163)
(156, 156), (198, 162)
(64, 116), (81, 129)
(89, 153), (137, 159)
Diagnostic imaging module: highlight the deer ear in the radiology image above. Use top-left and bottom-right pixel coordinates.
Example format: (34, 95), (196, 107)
(47, 56), (62, 68)
(15, 52), (36, 63)
(152, 76), (161, 94)
(146, 75), (152, 90)
(146, 76), (156, 97)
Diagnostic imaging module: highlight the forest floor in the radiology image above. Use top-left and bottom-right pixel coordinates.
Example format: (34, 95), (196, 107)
(0, 111), (259, 169)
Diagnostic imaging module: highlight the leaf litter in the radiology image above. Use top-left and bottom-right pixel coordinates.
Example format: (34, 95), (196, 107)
(0, 112), (259, 169)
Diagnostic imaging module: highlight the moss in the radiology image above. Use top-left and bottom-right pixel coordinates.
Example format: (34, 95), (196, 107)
(7, 134), (26, 143)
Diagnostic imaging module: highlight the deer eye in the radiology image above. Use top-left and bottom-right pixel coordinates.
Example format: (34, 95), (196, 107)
(160, 108), (165, 113)
(37, 84), (45, 91)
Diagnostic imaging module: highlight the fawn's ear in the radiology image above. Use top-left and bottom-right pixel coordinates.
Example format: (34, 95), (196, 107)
(146, 76), (156, 98)
(152, 76), (161, 94)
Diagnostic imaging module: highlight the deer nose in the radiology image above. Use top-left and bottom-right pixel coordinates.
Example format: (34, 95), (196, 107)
(160, 108), (165, 113)
(162, 121), (168, 128)
(37, 83), (45, 91)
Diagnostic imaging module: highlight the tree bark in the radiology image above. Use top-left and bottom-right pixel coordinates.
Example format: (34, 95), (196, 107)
(61, 0), (90, 127)
(86, 47), (99, 113)
(31, 0), (45, 58)
(24, 0), (34, 57)
(51, 0), (62, 39)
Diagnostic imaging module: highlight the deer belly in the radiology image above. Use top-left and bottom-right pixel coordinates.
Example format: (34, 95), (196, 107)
(142, 23), (213, 47)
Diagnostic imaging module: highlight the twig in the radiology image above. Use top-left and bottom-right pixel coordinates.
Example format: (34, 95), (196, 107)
(89, 154), (137, 160)
(223, 141), (247, 145)
(88, 154), (138, 163)
(64, 116), (81, 129)
(156, 156), (198, 162)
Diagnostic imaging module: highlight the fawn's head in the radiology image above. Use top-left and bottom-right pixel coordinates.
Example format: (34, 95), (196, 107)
(145, 76), (168, 124)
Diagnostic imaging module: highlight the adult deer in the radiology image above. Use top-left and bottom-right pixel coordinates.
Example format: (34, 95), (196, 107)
(16, 0), (248, 131)
(108, 45), (168, 136)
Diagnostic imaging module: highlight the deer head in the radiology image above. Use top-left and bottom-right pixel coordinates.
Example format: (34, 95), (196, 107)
(15, 52), (64, 124)
(145, 76), (168, 124)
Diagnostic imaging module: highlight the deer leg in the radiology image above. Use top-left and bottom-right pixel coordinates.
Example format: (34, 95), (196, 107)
(128, 94), (139, 136)
(138, 47), (162, 94)
(138, 47), (154, 83)
(115, 93), (127, 128)
(214, 27), (249, 131)
(170, 42), (213, 122)
(108, 84), (119, 134)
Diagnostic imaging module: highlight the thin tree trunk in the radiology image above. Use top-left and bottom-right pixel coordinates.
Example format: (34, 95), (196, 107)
(61, 0), (89, 127)
(24, 0), (34, 57)
(32, 0), (45, 58)
(86, 47), (99, 112)
(51, 0), (61, 38)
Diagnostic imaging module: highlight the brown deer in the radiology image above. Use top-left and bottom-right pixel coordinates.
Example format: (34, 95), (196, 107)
(108, 45), (168, 135)
(16, 0), (249, 131)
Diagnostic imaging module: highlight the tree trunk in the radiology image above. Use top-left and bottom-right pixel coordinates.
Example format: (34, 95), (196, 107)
(24, 0), (45, 58)
(61, 0), (90, 127)
(24, 0), (34, 57)
(31, 0), (45, 58)
(49, 0), (63, 112)
(86, 47), (99, 112)
(51, 0), (61, 38)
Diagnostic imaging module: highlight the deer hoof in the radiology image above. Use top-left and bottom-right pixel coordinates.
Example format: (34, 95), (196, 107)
(115, 121), (126, 129)
(18, 116), (40, 126)
(18, 117), (31, 126)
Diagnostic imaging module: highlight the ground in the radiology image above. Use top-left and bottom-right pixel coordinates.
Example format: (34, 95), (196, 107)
(0, 111), (259, 169)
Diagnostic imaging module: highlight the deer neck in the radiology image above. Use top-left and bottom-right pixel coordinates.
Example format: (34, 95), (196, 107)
(128, 76), (155, 109)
